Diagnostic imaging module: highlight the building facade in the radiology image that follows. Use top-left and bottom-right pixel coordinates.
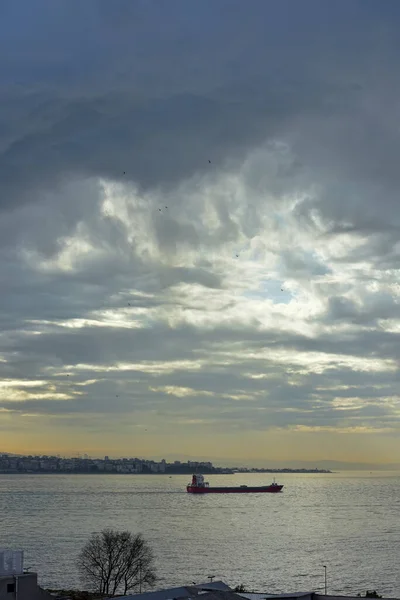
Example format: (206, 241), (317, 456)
(0, 550), (52, 600)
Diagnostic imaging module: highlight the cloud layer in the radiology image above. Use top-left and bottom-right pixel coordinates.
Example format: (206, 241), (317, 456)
(1, 0), (400, 462)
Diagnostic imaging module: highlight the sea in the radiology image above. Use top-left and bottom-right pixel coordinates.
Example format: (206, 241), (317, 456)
(1, 471), (400, 596)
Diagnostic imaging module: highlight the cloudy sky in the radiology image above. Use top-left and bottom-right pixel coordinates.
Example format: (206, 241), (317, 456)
(2, 0), (400, 465)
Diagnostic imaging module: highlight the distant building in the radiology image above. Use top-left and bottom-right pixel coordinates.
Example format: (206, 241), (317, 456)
(0, 549), (52, 600)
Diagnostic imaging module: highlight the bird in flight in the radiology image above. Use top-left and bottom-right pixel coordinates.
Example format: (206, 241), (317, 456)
(208, 160), (211, 164)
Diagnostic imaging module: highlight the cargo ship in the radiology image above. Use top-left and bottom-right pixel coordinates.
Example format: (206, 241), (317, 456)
(186, 473), (283, 494)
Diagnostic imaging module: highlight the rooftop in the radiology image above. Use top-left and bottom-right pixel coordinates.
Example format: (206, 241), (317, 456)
(104, 581), (232, 600)
(239, 594), (314, 600)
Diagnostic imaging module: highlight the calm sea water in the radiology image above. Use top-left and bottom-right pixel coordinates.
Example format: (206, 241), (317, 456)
(0, 472), (399, 596)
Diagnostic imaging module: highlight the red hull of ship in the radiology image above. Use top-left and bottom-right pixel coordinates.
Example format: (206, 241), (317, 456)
(187, 485), (283, 494)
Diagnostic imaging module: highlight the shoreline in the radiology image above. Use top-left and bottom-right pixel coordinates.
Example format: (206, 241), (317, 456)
(0, 469), (332, 475)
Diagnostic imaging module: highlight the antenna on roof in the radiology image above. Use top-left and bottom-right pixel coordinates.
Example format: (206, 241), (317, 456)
(208, 576), (215, 583)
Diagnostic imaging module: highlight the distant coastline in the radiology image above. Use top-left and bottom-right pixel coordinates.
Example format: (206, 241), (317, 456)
(0, 469), (332, 475)
(0, 453), (332, 475)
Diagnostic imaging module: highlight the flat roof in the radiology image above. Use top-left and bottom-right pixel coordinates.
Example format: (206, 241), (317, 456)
(105, 581), (232, 600)
(239, 593), (314, 600)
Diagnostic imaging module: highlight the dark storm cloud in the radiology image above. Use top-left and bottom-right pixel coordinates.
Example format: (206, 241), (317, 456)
(326, 294), (400, 325)
(1, 0), (398, 209)
(2, 322), (399, 373)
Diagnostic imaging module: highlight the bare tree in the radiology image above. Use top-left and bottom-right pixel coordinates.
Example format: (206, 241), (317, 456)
(78, 528), (157, 597)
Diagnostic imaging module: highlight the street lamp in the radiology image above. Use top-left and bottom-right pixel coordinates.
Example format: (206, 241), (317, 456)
(323, 566), (327, 595)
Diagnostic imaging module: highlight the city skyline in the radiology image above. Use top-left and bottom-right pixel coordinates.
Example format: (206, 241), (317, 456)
(1, 448), (399, 471)
(2, 1), (400, 463)
(0, 451), (351, 472)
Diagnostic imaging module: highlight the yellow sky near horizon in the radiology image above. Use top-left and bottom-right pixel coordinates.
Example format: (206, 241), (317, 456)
(2, 426), (400, 466)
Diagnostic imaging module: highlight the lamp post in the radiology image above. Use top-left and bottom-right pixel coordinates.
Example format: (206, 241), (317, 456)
(323, 565), (327, 595)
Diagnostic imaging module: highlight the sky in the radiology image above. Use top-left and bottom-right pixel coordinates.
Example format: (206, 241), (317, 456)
(1, 0), (400, 466)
